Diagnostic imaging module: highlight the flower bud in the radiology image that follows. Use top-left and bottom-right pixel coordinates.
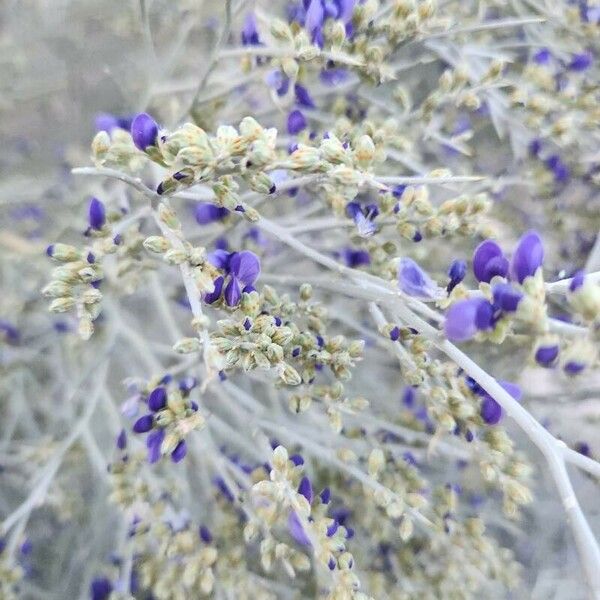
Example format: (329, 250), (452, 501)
(173, 337), (201, 354)
(143, 236), (170, 253)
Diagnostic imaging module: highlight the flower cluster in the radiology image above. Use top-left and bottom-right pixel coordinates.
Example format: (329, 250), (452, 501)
(4, 1), (600, 599)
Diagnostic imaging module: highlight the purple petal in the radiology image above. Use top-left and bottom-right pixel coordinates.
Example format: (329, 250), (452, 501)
(492, 283), (523, 312)
(229, 251), (261, 286)
(91, 577), (113, 600)
(199, 525), (213, 543)
(207, 249), (232, 270)
(290, 454), (304, 466)
(569, 270), (585, 292)
(171, 440), (187, 463)
(342, 248), (370, 267)
(241, 12), (260, 45)
(498, 380), (522, 402)
(481, 397), (502, 424)
(444, 298), (490, 342)
(287, 512), (312, 547)
(147, 387), (167, 412)
(204, 276), (224, 304)
(510, 230), (544, 283)
(294, 84), (316, 108)
(397, 258), (441, 299)
(133, 414), (153, 433)
(474, 300), (494, 330)
(195, 202), (229, 225)
(116, 429), (127, 450)
(472, 240), (507, 283)
(130, 113), (158, 151)
(95, 113), (120, 132)
(146, 429), (165, 463)
(224, 277), (242, 306)
(565, 361), (585, 375)
(305, 0), (325, 37)
(447, 259), (466, 292)
(88, 197), (106, 230)
(569, 51), (593, 71)
(298, 476), (313, 503)
(337, 0), (356, 22)
(532, 48), (551, 65)
(287, 110), (307, 135)
(326, 520), (339, 537)
(535, 345), (559, 367)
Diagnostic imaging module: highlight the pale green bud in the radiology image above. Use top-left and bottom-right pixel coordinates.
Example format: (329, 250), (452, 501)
(173, 337), (201, 354)
(270, 19), (293, 42)
(49, 297), (76, 313)
(164, 248), (189, 265)
(143, 236), (170, 253)
(42, 281), (72, 298)
(279, 363), (302, 386)
(81, 288), (102, 304)
(48, 243), (80, 262)
(158, 203), (180, 230)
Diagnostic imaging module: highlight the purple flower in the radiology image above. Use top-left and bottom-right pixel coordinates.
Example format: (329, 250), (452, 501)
(564, 361), (585, 376)
(326, 520), (339, 536)
(199, 525), (213, 543)
(133, 414), (153, 433)
(544, 154), (569, 183)
(287, 511), (312, 546)
(266, 70), (290, 96)
(492, 283), (523, 312)
(569, 270), (585, 292)
(532, 48), (551, 65)
(130, 113), (158, 151)
(341, 248), (370, 268)
(147, 387), (167, 412)
(241, 12), (260, 45)
(88, 197), (106, 230)
(397, 258), (441, 299)
(204, 275), (224, 304)
(535, 345), (559, 367)
(295, 84), (316, 108)
(472, 240), (509, 283)
(529, 138), (542, 157)
(0, 319), (20, 344)
(480, 381), (521, 425)
(320, 68), (349, 86)
(90, 577), (113, 600)
(402, 386), (416, 407)
(287, 109), (307, 134)
(346, 202), (379, 237)
(335, 0), (356, 22)
(569, 51), (593, 71)
(444, 298), (494, 342)
(171, 440), (187, 463)
(298, 476), (313, 503)
(320, 487), (331, 503)
(290, 454), (305, 466)
(305, 0), (325, 44)
(225, 251), (260, 306)
(510, 230), (544, 283)
(116, 429), (127, 450)
(581, 2), (600, 23)
(195, 202), (229, 225)
(206, 250), (261, 306)
(95, 113), (134, 133)
(179, 376), (198, 393)
(447, 259), (466, 293)
(146, 429), (165, 463)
